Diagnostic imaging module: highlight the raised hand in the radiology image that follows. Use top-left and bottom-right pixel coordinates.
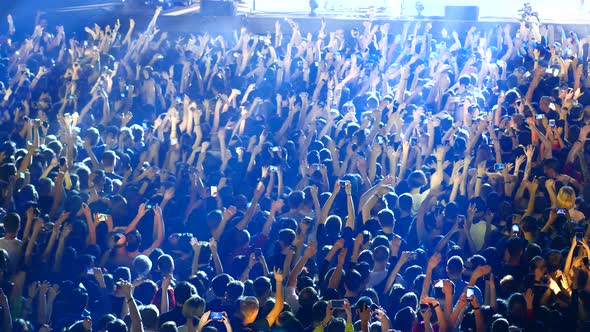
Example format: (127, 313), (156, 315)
(304, 241), (318, 258)
(273, 267), (284, 283)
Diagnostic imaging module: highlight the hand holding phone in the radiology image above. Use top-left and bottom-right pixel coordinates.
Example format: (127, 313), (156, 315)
(210, 312), (224, 321)
(466, 286), (475, 301)
(331, 300), (345, 308)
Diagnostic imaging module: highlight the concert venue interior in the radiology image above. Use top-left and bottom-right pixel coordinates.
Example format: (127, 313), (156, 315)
(0, 0), (589, 331)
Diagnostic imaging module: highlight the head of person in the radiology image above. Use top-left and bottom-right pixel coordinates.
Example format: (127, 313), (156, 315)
(253, 276), (272, 300)
(174, 282), (198, 307)
(543, 158), (560, 179)
(105, 319), (127, 332)
(102, 150), (117, 169)
(182, 295), (206, 322)
(372, 245), (390, 264)
(556, 186), (576, 210)
(2, 212), (20, 235)
(157, 254), (175, 275)
(446, 256), (464, 279)
(139, 305), (159, 330)
(239, 296), (260, 323)
(377, 209), (395, 230)
(211, 274), (233, 298)
(125, 230), (142, 252)
(407, 171), (427, 191)
(132, 255), (152, 279)
(287, 191), (305, 210)
(393, 306), (418, 332)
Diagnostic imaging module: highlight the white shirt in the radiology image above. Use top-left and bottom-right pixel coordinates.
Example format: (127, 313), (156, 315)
(411, 189), (430, 215)
(0, 237), (23, 272)
(470, 221), (495, 251)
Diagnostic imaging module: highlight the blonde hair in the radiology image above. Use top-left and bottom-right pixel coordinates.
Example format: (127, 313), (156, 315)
(239, 296), (259, 317)
(557, 186), (576, 210)
(182, 295), (205, 319)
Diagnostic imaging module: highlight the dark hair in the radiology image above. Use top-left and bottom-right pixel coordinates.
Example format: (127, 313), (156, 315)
(174, 282), (198, 306)
(211, 274), (233, 297)
(253, 276), (272, 298)
(446, 256), (464, 276)
(377, 209), (395, 228)
(2, 212), (20, 233)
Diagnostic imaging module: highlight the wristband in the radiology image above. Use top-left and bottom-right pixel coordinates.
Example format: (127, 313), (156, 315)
(432, 303), (440, 309)
(127, 297), (134, 303)
(472, 306), (480, 310)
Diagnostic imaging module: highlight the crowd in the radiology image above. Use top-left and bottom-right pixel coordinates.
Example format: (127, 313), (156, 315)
(0, 6), (588, 332)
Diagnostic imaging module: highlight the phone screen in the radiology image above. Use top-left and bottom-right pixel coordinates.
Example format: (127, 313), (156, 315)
(210, 312), (223, 320)
(331, 300), (344, 308)
(466, 287), (475, 299)
(210, 186), (218, 197)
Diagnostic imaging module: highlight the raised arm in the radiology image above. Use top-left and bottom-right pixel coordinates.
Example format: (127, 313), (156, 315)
(141, 205), (165, 256)
(266, 268), (285, 327)
(121, 281), (144, 332)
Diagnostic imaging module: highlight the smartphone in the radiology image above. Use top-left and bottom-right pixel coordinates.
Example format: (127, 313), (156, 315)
(420, 303), (429, 313)
(494, 163), (505, 171)
(556, 208), (567, 215)
(576, 232), (584, 242)
(270, 166), (278, 172)
(331, 300), (345, 308)
(210, 312), (223, 321)
(434, 280), (444, 298)
(377, 136), (384, 145)
(210, 186), (218, 197)
(42, 121), (49, 128)
(512, 224), (520, 235)
(145, 203), (154, 210)
(87, 268), (94, 275)
(536, 114), (544, 120)
(271, 146), (280, 152)
(19, 172), (25, 179)
(549, 119), (556, 127)
(410, 137), (417, 146)
(549, 103), (556, 111)
(254, 248), (262, 258)
(466, 287), (475, 300)
(362, 230), (370, 243)
(457, 215), (466, 228)
(369, 303), (379, 311)
(97, 213), (109, 222)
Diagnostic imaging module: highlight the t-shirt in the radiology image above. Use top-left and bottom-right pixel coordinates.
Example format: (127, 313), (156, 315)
(0, 237), (22, 272)
(411, 190), (430, 215)
(158, 307), (185, 326)
(366, 270), (388, 289)
(470, 221), (496, 251)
